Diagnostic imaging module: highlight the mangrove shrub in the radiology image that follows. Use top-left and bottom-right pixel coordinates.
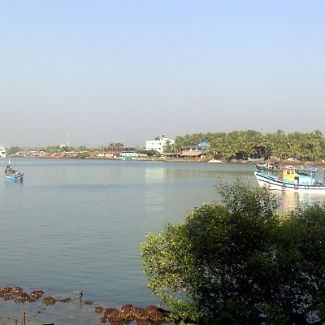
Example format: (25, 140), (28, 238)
(140, 181), (325, 324)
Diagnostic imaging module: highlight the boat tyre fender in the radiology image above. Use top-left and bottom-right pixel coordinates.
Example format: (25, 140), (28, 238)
(294, 184), (298, 190)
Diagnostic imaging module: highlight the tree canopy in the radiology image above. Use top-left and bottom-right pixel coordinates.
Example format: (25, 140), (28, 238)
(174, 129), (325, 161)
(141, 182), (325, 324)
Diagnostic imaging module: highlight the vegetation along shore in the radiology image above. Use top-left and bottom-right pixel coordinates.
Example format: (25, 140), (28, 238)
(5, 129), (325, 165)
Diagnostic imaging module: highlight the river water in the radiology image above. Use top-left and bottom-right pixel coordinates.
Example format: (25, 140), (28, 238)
(0, 158), (324, 324)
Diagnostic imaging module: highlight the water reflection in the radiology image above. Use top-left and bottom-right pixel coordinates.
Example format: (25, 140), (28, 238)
(278, 191), (325, 213)
(145, 167), (167, 184)
(144, 168), (167, 215)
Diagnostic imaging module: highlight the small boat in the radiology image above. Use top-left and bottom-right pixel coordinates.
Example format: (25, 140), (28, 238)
(255, 162), (280, 171)
(4, 159), (24, 181)
(254, 166), (325, 193)
(121, 156), (132, 161)
(248, 157), (265, 163)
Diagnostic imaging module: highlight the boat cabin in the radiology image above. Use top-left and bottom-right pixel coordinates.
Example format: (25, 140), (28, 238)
(281, 166), (321, 186)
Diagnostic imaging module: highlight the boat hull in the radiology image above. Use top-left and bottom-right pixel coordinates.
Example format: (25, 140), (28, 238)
(254, 172), (325, 193)
(5, 174), (23, 182)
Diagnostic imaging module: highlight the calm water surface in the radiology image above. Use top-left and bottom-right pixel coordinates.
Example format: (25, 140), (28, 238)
(0, 158), (324, 324)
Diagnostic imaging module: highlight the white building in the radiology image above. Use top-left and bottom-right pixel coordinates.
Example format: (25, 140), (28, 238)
(145, 135), (175, 154)
(0, 146), (6, 158)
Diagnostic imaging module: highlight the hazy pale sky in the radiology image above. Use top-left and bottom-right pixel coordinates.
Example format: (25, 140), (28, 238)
(1, 1), (324, 147)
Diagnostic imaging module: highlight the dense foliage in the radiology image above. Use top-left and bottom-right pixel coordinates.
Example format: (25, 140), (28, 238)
(141, 182), (325, 324)
(6, 146), (22, 155)
(174, 129), (325, 161)
(7, 129), (325, 162)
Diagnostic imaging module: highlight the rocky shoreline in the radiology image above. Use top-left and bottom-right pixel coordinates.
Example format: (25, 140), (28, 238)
(0, 286), (171, 324)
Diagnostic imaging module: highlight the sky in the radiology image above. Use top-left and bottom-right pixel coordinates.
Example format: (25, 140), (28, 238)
(1, 1), (324, 147)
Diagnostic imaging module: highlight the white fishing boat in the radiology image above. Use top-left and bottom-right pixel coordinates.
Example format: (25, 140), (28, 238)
(254, 166), (325, 193)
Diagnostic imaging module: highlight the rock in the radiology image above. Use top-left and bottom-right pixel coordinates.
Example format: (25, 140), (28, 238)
(42, 296), (56, 305)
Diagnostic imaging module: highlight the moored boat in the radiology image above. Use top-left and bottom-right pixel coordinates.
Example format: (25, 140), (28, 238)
(255, 162), (280, 171)
(121, 156), (132, 161)
(4, 159), (24, 181)
(247, 157), (264, 163)
(254, 166), (325, 193)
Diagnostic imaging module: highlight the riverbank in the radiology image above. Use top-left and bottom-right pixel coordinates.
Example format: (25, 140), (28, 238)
(7, 153), (325, 167)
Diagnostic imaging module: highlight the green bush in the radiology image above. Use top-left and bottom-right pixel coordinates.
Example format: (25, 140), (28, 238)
(141, 181), (325, 324)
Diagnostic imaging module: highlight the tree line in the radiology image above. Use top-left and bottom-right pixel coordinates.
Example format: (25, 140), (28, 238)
(6, 129), (325, 162)
(174, 129), (325, 161)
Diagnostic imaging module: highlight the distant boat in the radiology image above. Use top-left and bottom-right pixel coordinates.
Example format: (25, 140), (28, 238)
(121, 156), (132, 161)
(254, 165), (325, 193)
(255, 162), (280, 171)
(247, 157), (264, 163)
(4, 159), (24, 182)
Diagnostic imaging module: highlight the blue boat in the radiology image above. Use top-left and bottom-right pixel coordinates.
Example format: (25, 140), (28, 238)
(4, 159), (24, 182)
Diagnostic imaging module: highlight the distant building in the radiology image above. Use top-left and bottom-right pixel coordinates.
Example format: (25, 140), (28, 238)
(145, 135), (175, 154)
(0, 146), (6, 158)
(180, 145), (205, 158)
(180, 142), (209, 158)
